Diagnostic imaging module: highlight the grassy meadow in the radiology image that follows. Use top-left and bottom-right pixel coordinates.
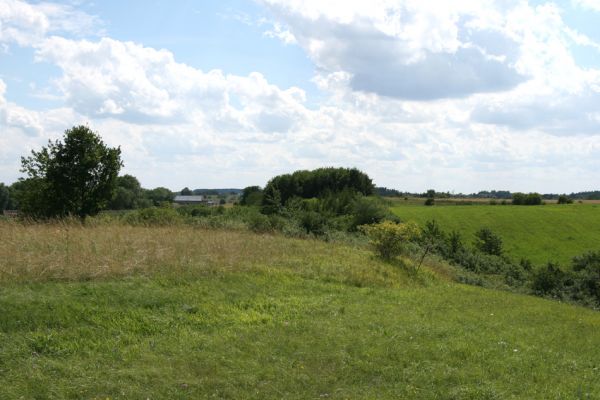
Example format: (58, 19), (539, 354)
(391, 201), (600, 265)
(1, 221), (600, 398)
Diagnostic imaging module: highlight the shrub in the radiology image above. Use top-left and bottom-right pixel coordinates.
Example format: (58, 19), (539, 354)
(531, 263), (566, 297)
(557, 195), (573, 204)
(350, 196), (388, 229)
(446, 230), (463, 259)
(474, 228), (503, 256)
(512, 192), (542, 205)
(572, 251), (600, 302)
(360, 220), (421, 260)
(299, 210), (328, 235)
(122, 207), (182, 226)
(424, 198), (435, 206)
(247, 212), (273, 233)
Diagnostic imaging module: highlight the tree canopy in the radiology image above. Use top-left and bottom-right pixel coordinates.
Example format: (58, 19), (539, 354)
(261, 167), (374, 209)
(0, 183), (8, 210)
(19, 125), (122, 218)
(512, 192), (542, 205)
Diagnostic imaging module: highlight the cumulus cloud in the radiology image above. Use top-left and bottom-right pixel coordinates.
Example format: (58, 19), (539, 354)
(0, 78), (43, 136)
(259, 0), (531, 100)
(1, 0), (600, 192)
(260, 0), (600, 104)
(572, 0), (600, 11)
(0, 0), (101, 46)
(34, 36), (310, 137)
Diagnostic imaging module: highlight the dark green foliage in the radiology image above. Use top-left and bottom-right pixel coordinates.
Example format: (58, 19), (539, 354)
(424, 198), (434, 206)
(262, 167), (374, 208)
(108, 175), (151, 210)
(19, 125), (122, 219)
(557, 195), (573, 204)
(144, 187), (174, 206)
(474, 228), (503, 256)
(374, 187), (403, 197)
(299, 210), (328, 235)
(572, 251), (600, 302)
(350, 196), (389, 228)
(122, 207), (182, 226)
(260, 184), (282, 215)
(180, 187), (192, 195)
(447, 231), (464, 259)
(240, 186), (263, 206)
(512, 192), (542, 205)
(247, 212), (273, 233)
(532, 263), (566, 297)
(0, 183), (8, 210)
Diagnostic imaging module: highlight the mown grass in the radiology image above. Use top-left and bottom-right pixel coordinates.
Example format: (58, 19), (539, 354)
(1, 222), (600, 399)
(391, 203), (600, 265)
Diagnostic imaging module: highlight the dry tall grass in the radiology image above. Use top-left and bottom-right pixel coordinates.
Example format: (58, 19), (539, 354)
(0, 220), (424, 287)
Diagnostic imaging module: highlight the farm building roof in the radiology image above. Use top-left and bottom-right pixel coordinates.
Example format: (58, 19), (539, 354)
(174, 195), (205, 202)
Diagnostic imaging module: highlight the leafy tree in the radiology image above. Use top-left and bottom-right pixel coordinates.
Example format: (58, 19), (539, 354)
(261, 184), (282, 215)
(240, 186), (263, 206)
(6, 181), (26, 210)
(0, 183), (8, 210)
(20, 125), (122, 219)
(512, 192), (542, 205)
(108, 174), (150, 210)
(180, 187), (193, 196)
(557, 195), (573, 204)
(474, 227), (503, 256)
(424, 198), (435, 206)
(262, 167), (374, 208)
(145, 187), (174, 206)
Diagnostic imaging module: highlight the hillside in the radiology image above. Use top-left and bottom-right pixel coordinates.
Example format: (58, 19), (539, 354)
(1, 222), (600, 399)
(391, 202), (600, 265)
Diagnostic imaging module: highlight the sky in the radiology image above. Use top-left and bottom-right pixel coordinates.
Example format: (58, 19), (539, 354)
(1, 0), (600, 193)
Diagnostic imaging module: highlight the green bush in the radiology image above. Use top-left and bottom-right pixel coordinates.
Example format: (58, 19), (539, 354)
(122, 207), (183, 226)
(557, 195), (573, 204)
(350, 196), (389, 229)
(531, 263), (566, 297)
(299, 210), (328, 235)
(512, 192), (542, 205)
(474, 228), (503, 256)
(247, 212), (273, 233)
(360, 220), (421, 260)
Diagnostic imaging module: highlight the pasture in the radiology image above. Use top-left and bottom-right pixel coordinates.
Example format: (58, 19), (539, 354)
(1, 222), (600, 398)
(391, 202), (600, 265)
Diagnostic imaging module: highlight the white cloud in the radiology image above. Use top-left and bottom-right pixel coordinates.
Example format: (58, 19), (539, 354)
(0, 0), (101, 46)
(1, 0), (600, 193)
(260, 0), (529, 100)
(34, 36), (310, 138)
(572, 0), (600, 11)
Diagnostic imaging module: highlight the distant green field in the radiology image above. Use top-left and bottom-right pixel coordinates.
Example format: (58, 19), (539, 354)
(391, 203), (600, 265)
(1, 223), (600, 399)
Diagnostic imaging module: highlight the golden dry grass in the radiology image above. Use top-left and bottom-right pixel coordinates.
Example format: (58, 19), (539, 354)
(0, 221), (428, 287)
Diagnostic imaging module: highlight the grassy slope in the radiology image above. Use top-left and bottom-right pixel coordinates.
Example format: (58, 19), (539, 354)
(391, 202), (600, 265)
(1, 223), (600, 399)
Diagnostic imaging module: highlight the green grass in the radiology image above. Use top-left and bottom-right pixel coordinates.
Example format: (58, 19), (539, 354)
(2, 223), (600, 398)
(391, 203), (600, 265)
